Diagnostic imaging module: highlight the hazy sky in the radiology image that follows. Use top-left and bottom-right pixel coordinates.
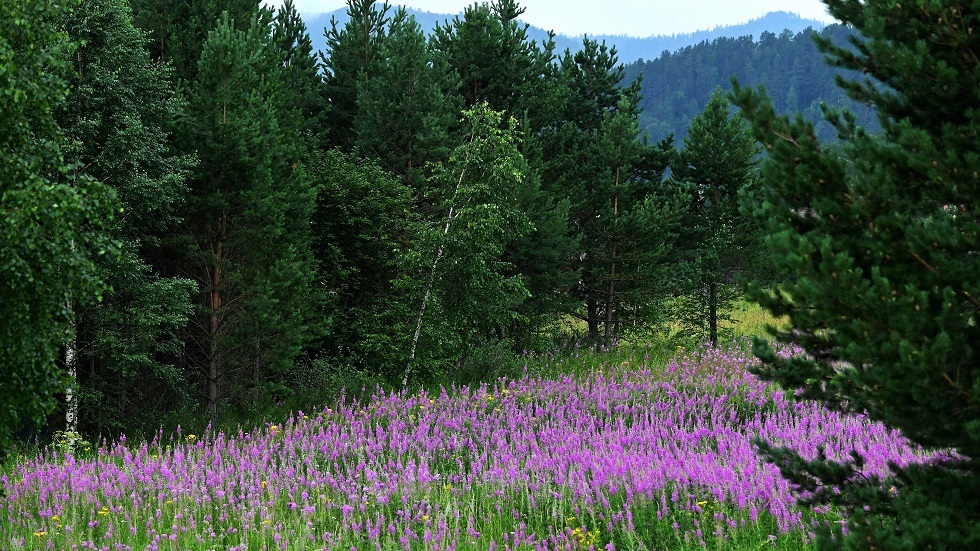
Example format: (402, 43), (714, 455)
(283, 1), (835, 37)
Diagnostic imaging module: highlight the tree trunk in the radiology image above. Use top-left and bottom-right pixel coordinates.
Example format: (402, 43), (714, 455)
(605, 244), (617, 348)
(604, 152), (621, 348)
(252, 334), (261, 404)
(708, 281), (718, 346)
(207, 216), (225, 428)
(587, 297), (600, 343)
(65, 240), (79, 453)
(208, 308), (219, 428)
(65, 312), (79, 440)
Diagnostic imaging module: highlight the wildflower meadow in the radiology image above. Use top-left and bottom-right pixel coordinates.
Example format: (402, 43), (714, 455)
(2, 344), (940, 550)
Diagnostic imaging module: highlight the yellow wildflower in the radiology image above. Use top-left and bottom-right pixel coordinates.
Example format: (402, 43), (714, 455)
(51, 515), (59, 522)
(33, 531), (47, 537)
(98, 506), (110, 516)
(261, 480), (267, 489)
(187, 434), (197, 442)
(422, 515), (430, 522)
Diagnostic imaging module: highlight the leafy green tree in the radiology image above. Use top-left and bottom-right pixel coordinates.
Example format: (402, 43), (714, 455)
(308, 149), (416, 380)
(55, 0), (195, 438)
(432, 0), (581, 346)
(181, 13), (319, 426)
(673, 87), (761, 345)
(0, 0), (115, 457)
(403, 104), (532, 386)
(733, 0), (980, 547)
(321, 0), (390, 149)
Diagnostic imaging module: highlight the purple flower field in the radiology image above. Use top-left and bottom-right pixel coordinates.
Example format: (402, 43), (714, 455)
(2, 345), (938, 550)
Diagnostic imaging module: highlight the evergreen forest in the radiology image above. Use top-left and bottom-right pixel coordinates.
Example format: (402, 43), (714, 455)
(1, 0), (770, 442)
(2, 0), (979, 548)
(623, 24), (882, 143)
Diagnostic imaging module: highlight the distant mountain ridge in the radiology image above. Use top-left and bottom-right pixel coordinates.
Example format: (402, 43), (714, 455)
(300, 9), (827, 63)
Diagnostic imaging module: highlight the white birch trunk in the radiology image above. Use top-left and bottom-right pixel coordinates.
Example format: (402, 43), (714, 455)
(65, 298), (79, 454)
(403, 168), (467, 388)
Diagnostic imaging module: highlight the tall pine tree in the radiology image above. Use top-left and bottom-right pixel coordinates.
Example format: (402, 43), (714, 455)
(129, 0), (259, 83)
(181, 12), (318, 426)
(320, 0), (389, 149)
(354, 6), (460, 197)
(673, 87), (761, 345)
(592, 96), (685, 346)
(272, 0), (326, 147)
(733, 0), (980, 547)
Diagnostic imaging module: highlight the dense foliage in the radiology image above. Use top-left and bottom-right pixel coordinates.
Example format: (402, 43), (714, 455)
(0, 0), (116, 456)
(4, 1), (978, 547)
(0, 0), (802, 453)
(733, 0), (980, 547)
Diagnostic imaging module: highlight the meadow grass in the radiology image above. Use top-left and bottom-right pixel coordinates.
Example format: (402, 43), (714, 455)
(3, 332), (939, 551)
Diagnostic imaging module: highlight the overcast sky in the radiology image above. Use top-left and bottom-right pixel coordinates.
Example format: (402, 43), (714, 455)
(281, 1), (835, 37)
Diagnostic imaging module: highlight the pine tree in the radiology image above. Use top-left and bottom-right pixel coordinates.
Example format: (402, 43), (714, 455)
(181, 13), (318, 426)
(430, 0), (533, 114)
(673, 87), (761, 345)
(272, 0), (326, 146)
(543, 38), (674, 343)
(592, 96), (685, 346)
(354, 6), (460, 197)
(129, 0), (260, 83)
(732, 0), (980, 547)
(320, 0), (390, 149)
(0, 0), (115, 457)
(56, 0), (195, 437)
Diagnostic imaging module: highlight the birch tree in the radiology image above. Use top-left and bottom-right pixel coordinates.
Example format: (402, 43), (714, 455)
(403, 104), (531, 386)
(0, 0), (114, 458)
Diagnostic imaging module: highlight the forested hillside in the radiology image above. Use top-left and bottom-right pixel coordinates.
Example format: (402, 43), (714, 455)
(303, 8), (826, 64)
(624, 24), (881, 143)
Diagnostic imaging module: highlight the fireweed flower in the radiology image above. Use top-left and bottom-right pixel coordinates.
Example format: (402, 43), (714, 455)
(0, 345), (943, 549)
